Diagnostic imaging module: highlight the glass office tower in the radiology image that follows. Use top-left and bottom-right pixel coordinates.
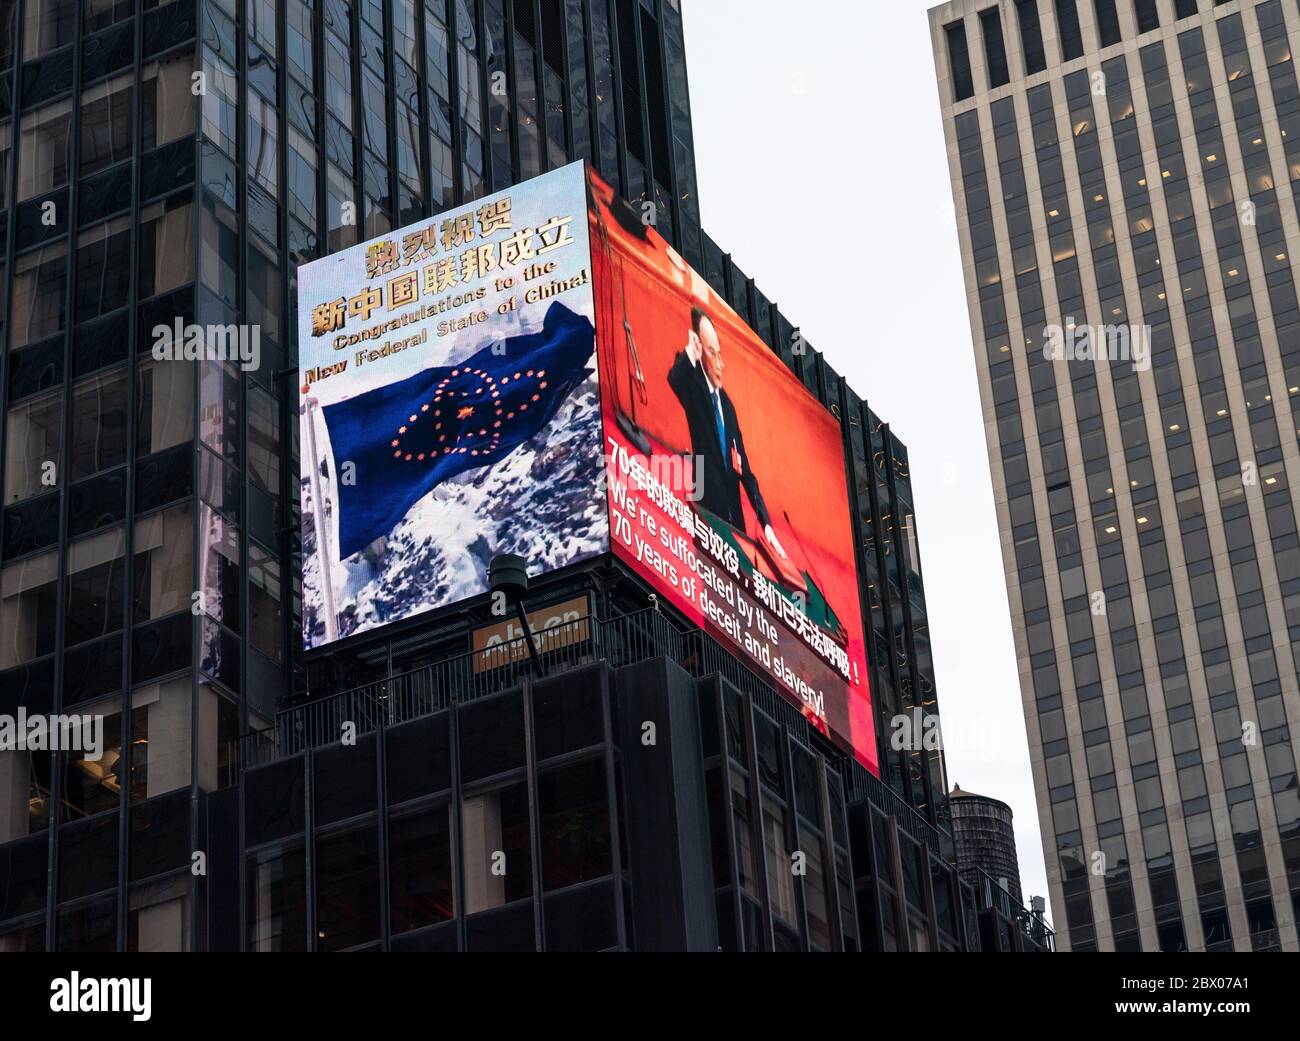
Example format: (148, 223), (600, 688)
(932, 0), (1300, 951)
(0, 0), (1040, 951)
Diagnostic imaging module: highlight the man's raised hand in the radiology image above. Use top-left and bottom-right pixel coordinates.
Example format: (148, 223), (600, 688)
(685, 328), (703, 366)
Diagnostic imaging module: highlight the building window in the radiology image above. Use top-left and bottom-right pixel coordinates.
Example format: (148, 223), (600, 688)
(1015, 0), (1048, 74)
(247, 90), (280, 196)
(1134, 0), (1160, 33)
(248, 0), (276, 55)
(1093, 0), (1122, 47)
(18, 98), (72, 201)
(0, 550), (58, 668)
(315, 823), (381, 951)
(325, 32), (353, 129)
(126, 875), (190, 952)
(79, 73), (133, 178)
(762, 792), (797, 927)
(945, 21), (975, 102)
(4, 389), (62, 505)
(135, 358), (194, 459)
(287, 126), (317, 227)
(247, 384), (280, 499)
(361, 67), (387, 158)
(65, 526), (127, 647)
(61, 695), (148, 817)
(200, 200), (239, 307)
(248, 541), (283, 664)
(200, 51), (239, 157)
(0, 121), (10, 209)
(462, 781), (533, 914)
(286, 0), (314, 85)
(538, 756), (612, 891)
(70, 368), (129, 481)
(392, 0), (417, 69)
(142, 50), (197, 151)
(388, 804), (455, 935)
(23, 0), (77, 58)
(199, 503), (241, 634)
(138, 197), (195, 300)
(1054, 0), (1084, 61)
(133, 503), (193, 621)
(84, 0), (133, 33)
(75, 216), (133, 323)
(246, 845), (307, 951)
(57, 896), (117, 952)
(980, 8), (1010, 88)
(9, 241), (68, 348)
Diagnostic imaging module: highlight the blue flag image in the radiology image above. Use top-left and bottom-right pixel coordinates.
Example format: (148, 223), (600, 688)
(321, 301), (596, 560)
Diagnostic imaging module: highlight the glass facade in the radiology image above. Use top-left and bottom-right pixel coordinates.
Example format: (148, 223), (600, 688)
(0, 0), (1033, 951)
(935, 0), (1300, 952)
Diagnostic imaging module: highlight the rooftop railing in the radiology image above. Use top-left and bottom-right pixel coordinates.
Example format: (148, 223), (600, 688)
(971, 867), (1056, 951)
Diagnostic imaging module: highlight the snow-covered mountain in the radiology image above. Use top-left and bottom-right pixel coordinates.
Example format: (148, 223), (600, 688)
(302, 374), (607, 649)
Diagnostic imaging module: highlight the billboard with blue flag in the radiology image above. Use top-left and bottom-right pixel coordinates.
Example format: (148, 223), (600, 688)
(298, 162), (608, 650)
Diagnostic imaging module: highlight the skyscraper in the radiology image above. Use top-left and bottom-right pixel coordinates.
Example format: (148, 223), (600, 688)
(0, 0), (1045, 952)
(932, 0), (1300, 951)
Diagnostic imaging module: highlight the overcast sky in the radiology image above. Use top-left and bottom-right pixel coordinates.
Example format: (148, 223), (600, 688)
(681, 0), (1050, 912)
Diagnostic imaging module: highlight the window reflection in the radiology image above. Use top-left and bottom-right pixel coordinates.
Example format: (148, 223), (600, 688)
(462, 781), (532, 913)
(127, 875), (190, 952)
(65, 526), (126, 646)
(762, 793), (795, 925)
(315, 824), (380, 951)
(60, 697), (147, 820)
(80, 72), (133, 178)
(136, 358), (194, 458)
(0, 551), (57, 667)
(248, 541), (282, 663)
(70, 368), (129, 480)
(246, 845), (307, 951)
(18, 98), (71, 200)
(538, 757), (611, 891)
(138, 198), (195, 299)
(133, 503), (192, 621)
(23, 0), (77, 59)
(142, 50), (197, 151)
(389, 804), (454, 934)
(9, 241), (69, 348)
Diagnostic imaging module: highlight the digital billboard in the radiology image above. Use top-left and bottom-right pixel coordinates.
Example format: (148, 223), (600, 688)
(297, 162), (875, 773)
(297, 162), (606, 649)
(586, 170), (877, 774)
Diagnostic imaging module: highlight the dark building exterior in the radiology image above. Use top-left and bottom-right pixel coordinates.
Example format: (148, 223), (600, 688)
(950, 783), (1024, 904)
(932, 0), (1300, 951)
(0, 0), (1049, 951)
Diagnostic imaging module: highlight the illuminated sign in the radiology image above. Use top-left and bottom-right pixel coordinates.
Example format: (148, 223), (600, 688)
(471, 594), (593, 673)
(297, 162), (606, 649)
(586, 170), (876, 773)
(297, 162), (875, 772)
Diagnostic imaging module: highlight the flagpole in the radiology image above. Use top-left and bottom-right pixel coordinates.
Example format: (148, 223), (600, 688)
(303, 396), (339, 644)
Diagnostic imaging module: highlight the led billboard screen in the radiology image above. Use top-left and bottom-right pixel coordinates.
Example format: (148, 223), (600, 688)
(298, 162), (606, 649)
(298, 162), (875, 773)
(586, 171), (876, 773)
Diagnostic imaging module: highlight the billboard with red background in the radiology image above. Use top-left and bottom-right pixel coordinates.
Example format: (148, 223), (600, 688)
(587, 168), (877, 774)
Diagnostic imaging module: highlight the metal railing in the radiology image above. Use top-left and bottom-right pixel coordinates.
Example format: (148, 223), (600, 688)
(229, 609), (671, 775)
(972, 867), (1056, 951)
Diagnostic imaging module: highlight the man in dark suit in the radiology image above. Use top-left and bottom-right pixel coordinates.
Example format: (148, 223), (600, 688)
(667, 307), (789, 561)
